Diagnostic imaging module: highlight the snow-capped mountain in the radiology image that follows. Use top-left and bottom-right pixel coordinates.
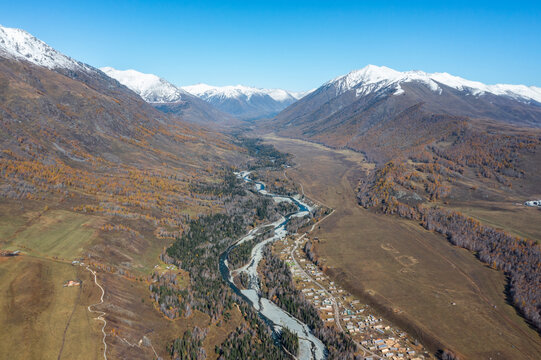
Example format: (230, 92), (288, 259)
(270, 65), (541, 160)
(100, 67), (185, 103)
(182, 83), (308, 120)
(101, 67), (234, 125)
(0, 24), (230, 163)
(0, 24), (232, 127)
(0, 24), (92, 73)
(183, 83), (305, 102)
(327, 65), (541, 103)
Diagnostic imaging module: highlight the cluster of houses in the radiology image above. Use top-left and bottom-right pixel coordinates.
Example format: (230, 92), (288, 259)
(276, 236), (430, 360)
(71, 259), (86, 266)
(361, 338), (419, 359)
(345, 313), (386, 334)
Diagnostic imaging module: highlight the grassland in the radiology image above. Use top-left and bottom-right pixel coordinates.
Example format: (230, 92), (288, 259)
(262, 134), (541, 360)
(97, 271), (244, 359)
(446, 199), (541, 242)
(0, 200), (159, 359)
(0, 207), (29, 240)
(2, 209), (104, 260)
(0, 197), (246, 359)
(0, 256), (102, 360)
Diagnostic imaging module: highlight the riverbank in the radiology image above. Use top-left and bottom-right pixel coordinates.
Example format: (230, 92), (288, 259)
(221, 171), (326, 360)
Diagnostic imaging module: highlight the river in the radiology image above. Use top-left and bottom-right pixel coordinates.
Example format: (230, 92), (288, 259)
(219, 171), (326, 360)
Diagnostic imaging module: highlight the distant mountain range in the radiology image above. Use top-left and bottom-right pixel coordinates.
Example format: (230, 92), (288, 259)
(269, 65), (541, 161)
(3, 22), (541, 156)
(100, 67), (306, 122)
(100, 67), (235, 125)
(323, 65), (541, 103)
(182, 83), (308, 120)
(99, 67), (185, 103)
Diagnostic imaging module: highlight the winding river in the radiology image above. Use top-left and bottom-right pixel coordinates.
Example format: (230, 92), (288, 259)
(219, 171), (326, 360)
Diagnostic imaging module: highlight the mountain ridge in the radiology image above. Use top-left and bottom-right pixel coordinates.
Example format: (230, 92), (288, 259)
(182, 83), (309, 120)
(182, 83), (306, 102)
(100, 66), (235, 125)
(100, 66), (186, 103)
(325, 64), (541, 103)
(0, 24), (237, 166)
(269, 64), (541, 163)
(0, 24), (92, 73)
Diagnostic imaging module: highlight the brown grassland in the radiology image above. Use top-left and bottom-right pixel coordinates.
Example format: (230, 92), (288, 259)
(262, 133), (541, 360)
(0, 191), (249, 360)
(0, 255), (102, 360)
(97, 272), (244, 360)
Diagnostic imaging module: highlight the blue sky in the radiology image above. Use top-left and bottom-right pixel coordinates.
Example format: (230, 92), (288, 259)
(2, 1), (540, 91)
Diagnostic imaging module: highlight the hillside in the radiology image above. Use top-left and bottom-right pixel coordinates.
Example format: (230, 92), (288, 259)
(260, 135), (541, 360)
(0, 25), (259, 360)
(260, 65), (541, 358)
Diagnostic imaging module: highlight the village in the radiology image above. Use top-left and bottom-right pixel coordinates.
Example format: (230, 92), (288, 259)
(273, 233), (432, 360)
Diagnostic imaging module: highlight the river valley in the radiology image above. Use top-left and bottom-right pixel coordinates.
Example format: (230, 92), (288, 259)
(220, 171), (326, 360)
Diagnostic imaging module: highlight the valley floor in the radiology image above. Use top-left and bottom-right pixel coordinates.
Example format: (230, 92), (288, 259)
(273, 233), (431, 360)
(262, 134), (541, 360)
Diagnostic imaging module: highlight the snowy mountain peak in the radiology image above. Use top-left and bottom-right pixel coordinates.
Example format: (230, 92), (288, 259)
(0, 24), (90, 72)
(100, 67), (185, 103)
(327, 64), (541, 103)
(182, 83), (304, 102)
(181, 83), (307, 120)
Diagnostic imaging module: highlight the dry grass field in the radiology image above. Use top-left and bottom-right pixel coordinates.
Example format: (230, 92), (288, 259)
(0, 256), (102, 360)
(0, 201), (106, 359)
(96, 272), (244, 359)
(0, 197), (245, 360)
(446, 200), (541, 242)
(2, 209), (104, 259)
(262, 134), (541, 360)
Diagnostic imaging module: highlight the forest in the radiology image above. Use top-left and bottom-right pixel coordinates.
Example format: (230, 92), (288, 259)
(234, 136), (292, 169)
(215, 300), (288, 360)
(279, 327), (299, 357)
(227, 225), (274, 269)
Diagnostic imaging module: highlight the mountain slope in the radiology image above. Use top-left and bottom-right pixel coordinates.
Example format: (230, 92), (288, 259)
(270, 65), (541, 161)
(100, 67), (235, 125)
(0, 23), (242, 241)
(0, 25), (92, 72)
(267, 64), (541, 339)
(0, 24), (252, 359)
(182, 83), (307, 120)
